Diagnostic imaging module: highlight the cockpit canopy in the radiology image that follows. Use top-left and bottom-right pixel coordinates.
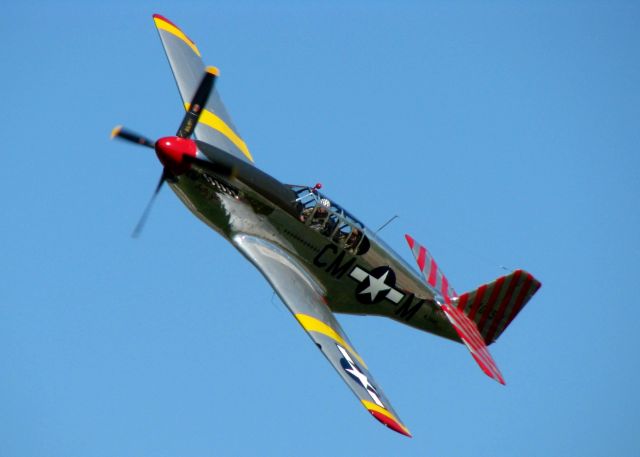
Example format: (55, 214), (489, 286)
(288, 185), (370, 255)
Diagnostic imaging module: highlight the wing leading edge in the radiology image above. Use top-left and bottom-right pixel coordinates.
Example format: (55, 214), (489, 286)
(233, 234), (411, 437)
(152, 14), (253, 163)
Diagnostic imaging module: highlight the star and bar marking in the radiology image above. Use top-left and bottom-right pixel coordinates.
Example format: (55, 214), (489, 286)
(336, 344), (384, 408)
(349, 266), (404, 305)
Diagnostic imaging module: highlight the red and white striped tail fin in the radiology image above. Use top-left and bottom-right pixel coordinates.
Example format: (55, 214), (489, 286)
(454, 270), (541, 345)
(404, 234), (540, 385)
(404, 234), (457, 304)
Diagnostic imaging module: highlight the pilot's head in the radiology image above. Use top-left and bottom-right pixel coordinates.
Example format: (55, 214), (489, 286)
(320, 198), (331, 208)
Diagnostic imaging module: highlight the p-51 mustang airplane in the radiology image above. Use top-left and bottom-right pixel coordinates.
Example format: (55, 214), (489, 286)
(111, 14), (541, 438)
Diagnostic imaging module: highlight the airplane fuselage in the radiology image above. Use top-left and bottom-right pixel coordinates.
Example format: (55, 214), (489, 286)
(169, 141), (459, 343)
(110, 14), (542, 435)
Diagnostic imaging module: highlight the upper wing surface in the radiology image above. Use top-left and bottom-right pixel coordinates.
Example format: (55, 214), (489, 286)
(152, 14), (253, 163)
(233, 234), (411, 437)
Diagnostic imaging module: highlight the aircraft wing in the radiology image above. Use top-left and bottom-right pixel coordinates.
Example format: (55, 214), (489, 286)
(233, 234), (411, 437)
(152, 14), (253, 163)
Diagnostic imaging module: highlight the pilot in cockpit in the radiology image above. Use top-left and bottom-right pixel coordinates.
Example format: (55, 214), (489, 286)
(345, 228), (362, 251)
(299, 196), (328, 220)
(312, 198), (331, 229)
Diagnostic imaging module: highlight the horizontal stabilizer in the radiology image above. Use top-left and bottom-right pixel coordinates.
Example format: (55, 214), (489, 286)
(454, 270), (541, 345)
(440, 302), (505, 384)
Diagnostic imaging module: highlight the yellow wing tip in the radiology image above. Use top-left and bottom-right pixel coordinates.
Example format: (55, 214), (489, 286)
(152, 13), (201, 57)
(152, 14), (179, 30)
(206, 66), (220, 77)
(110, 125), (122, 139)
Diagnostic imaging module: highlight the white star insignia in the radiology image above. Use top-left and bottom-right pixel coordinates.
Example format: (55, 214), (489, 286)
(359, 270), (391, 301)
(336, 345), (384, 408)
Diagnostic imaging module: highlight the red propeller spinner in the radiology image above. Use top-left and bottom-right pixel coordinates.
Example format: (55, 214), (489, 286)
(110, 66), (220, 237)
(154, 136), (197, 174)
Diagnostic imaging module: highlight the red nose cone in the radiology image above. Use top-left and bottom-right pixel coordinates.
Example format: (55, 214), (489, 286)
(154, 136), (197, 174)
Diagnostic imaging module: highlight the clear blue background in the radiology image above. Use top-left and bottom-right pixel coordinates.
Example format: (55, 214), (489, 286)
(2, 1), (638, 456)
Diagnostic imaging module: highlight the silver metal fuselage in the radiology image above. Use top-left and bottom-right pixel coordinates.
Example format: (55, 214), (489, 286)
(169, 143), (458, 342)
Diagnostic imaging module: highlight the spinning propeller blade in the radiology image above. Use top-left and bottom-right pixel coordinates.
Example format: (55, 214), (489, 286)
(113, 66), (222, 237)
(131, 169), (172, 238)
(110, 125), (155, 148)
(176, 66), (219, 138)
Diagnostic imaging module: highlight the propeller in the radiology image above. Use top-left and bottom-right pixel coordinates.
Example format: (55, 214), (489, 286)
(110, 125), (155, 148)
(111, 66), (219, 237)
(131, 169), (172, 238)
(177, 66), (219, 138)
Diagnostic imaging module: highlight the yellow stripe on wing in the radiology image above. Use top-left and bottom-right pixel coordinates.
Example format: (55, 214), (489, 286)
(186, 103), (254, 162)
(295, 314), (367, 368)
(153, 15), (201, 57)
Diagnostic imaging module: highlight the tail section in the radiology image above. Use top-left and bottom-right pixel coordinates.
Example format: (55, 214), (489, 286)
(405, 234), (456, 303)
(439, 302), (505, 384)
(454, 270), (541, 345)
(404, 234), (541, 384)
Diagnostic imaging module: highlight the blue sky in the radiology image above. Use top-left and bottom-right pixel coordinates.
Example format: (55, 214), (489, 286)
(2, 1), (639, 456)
